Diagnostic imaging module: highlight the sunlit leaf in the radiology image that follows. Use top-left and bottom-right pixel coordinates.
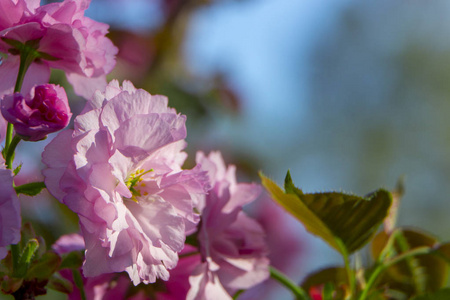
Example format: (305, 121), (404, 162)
(261, 171), (392, 254)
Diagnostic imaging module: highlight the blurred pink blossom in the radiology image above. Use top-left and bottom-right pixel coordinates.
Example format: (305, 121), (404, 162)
(0, 157), (21, 260)
(0, 0), (118, 99)
(42, 80), (209, 285)
(54, 234), (200, 300)
(186, 151), (269, 300)
(1, 84), (71, 141)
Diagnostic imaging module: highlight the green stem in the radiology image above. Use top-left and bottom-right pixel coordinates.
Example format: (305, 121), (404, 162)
(336, 240), (355, 299)
(5, 47), (38, 154)
(270, 266), (310, 300)
(358, 246), (431, 300)
(72, 269), (87, 300)
(6, 135), (21, 170)
(11, 244), (20, 277)
(6, 48), (37, 282)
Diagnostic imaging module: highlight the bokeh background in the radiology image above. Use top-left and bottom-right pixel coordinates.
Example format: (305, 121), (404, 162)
(9, 0), (450, 299)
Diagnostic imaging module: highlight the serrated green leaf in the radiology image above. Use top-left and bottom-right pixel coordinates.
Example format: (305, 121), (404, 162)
(261, 172), (392, 254)
(15, 239), (39, 278)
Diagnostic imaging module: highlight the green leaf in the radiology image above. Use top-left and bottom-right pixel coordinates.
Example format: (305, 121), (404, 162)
(26, 252), (61, 280)
(47, 273), (73, 294)
(261, 171), (392, 254)
(301, 267), (348, 292)
(59, 251), (83, 270)
(13, 164), (22, 176)
(14, 239), (39, 278)
(433, 243), (450, 264)
(72, 269), (87, 300)
(14, 181), (46, 196)
(371, 229), (447, 297)
(411, 288), (450, 300)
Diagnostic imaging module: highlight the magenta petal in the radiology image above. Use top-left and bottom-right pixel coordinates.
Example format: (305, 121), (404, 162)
(1, 84), (71, 141)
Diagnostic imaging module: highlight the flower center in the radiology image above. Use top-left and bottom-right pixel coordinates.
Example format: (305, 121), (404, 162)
(125, 168), (153, 202)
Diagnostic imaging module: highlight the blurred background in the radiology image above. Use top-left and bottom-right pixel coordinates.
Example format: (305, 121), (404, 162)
(11, 0), (450, 298)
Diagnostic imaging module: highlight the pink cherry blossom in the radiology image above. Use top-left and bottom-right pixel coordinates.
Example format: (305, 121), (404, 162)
(0, 157), (21, 260)
(1, 84), (72, 141)
(42, 80), (209, 285)
(187, 152), (269, 300)
(0, 0), (118, 99)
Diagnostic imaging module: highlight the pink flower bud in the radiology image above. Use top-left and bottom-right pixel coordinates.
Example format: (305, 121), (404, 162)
(1, 84), (72, 141)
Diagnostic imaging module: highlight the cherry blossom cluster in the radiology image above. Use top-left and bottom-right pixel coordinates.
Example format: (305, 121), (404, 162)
(0, 0), (270, 299)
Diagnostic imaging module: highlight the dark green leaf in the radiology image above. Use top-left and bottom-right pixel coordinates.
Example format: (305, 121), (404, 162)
(59, 251), (83, 270)
(301, 267), (348, 292)
(47, 273), (73, 294)
(371, 229), (447, 297)
(433, 243), (450, 264)
(1, 37), (24, 49)
(72, 269), (87, 300)
(411, 288), (450, 300)
(261, 172), (392, 254)
(26, 252), (61, 280)
(323, 282), (335, 300)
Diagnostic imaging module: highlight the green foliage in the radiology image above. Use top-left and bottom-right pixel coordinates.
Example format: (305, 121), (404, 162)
(59, 251), (83, 270)
(15, 239), (39, 278)
(369, 229), (447, 298)
(411, 288), (450, 300)
(301, 267), (348, 300)
(47, 273), (73, 294)
(26, 252), (61, 280)
(261, 171), (392, 255)
(301, 267), (348, 292)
